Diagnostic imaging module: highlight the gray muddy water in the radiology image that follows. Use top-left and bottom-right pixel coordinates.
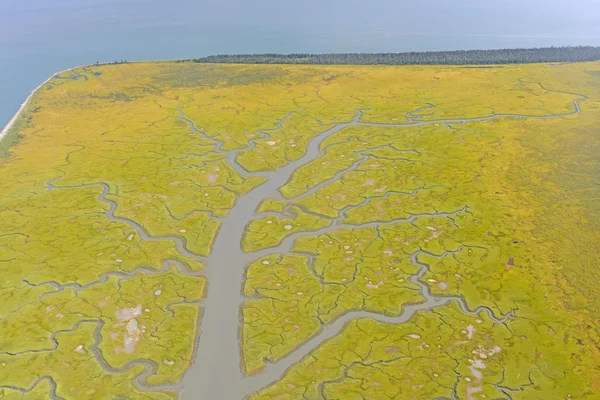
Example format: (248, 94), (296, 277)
(46, 93), (583, 399)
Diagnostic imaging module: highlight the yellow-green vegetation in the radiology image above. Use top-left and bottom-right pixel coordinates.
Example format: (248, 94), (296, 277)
(256, 198), (288, 213)
(242, 206), (330, 252)
(0, 266), (203, 398)
(242, 238), (423, 374)
(250, 302), (587, 400)
(1, 60), (599, 399)
(0, 322), (176, 400)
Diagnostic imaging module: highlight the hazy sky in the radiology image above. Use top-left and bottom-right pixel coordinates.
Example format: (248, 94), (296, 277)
(1, 0), (600, 125)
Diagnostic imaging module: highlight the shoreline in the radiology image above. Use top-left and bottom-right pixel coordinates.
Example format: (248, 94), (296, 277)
(0, 64), (88, 145)
(0, 60), (178, 146)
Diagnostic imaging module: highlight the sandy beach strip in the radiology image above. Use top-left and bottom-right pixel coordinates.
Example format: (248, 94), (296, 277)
(0, 59), (188, 146)
(0, 65), (87, 144)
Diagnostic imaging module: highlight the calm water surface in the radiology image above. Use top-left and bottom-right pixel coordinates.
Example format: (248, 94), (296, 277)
(1, 0), (600, 127)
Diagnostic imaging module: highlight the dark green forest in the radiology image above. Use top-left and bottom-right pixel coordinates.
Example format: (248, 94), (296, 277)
(189, 46), (600, 65)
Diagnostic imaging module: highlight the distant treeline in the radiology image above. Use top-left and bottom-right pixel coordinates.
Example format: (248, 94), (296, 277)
(188, 46), (600, 66)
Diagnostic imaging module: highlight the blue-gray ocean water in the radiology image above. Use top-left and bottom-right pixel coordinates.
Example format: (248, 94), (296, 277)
(1, 0), (599, 127)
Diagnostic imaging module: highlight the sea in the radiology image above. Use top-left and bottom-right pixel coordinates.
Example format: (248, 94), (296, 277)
(1, 0), (600, 128)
